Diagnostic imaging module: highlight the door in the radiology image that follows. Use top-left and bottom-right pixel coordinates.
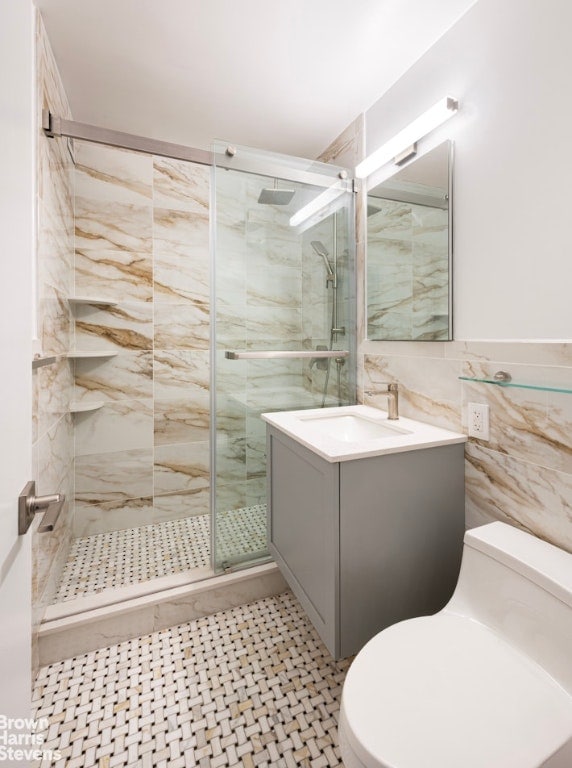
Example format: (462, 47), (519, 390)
(211, 141), (356, 571)
(0, 0), (34, 740)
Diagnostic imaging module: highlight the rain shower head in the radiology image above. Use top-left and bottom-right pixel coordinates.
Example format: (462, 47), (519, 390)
(257, 180), (295, 205)
(311, 241), (335, 280)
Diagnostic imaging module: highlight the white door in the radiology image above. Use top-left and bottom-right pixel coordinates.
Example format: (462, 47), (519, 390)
(0, 0), (35, 741)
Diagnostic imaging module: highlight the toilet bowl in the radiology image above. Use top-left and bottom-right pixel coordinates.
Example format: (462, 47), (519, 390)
(339, 522), (572, 768)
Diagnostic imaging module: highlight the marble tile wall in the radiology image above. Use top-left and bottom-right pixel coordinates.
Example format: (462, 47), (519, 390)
(72, 144), (211, 536)
(33, 14), (75, 675)
(360, 341), (572, 553)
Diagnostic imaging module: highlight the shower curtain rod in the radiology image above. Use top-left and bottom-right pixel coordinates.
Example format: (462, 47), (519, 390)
(42, 110), (353, 189)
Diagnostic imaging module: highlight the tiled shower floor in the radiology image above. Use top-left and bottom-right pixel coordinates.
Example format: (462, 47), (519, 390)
(33, 591), (351, 767)
(54, 505), (268, 603)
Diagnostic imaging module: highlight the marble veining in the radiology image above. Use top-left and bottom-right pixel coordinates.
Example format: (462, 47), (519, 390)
(153, 157), (210, 212)
(360, 341), (572, 552)
(466, 442), (572, 552)
(75, 142), (153, 205)
(74, 351), (153, 402)
(75, 248), (153, 303)
(74, 302), (153, 351)
(154, 441), (210, 497)
(75, 449), (154, 504)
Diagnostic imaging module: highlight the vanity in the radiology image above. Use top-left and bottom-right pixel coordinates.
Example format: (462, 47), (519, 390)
(262, 405), (467, 659)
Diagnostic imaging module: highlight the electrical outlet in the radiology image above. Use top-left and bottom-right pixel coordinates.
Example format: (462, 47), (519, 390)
(468, 402), (490, 440)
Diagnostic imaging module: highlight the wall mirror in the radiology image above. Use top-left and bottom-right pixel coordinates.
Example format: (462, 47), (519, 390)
(366, 140), (453, 340)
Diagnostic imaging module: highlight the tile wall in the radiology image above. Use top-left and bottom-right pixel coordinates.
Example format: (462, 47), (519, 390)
(360, 341), (572, 553)
(32, 14), (75, 672)
(71, 144), (211, 537)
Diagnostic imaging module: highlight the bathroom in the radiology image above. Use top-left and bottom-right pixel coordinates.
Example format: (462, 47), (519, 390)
(1, 0), (571, 765)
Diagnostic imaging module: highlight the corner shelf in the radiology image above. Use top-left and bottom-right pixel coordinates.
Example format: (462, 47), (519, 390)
(67, 351), (118, 360)
(459, 376), (572, 395)
(70, 401), (105, 414)
(68, 296), (118, 307)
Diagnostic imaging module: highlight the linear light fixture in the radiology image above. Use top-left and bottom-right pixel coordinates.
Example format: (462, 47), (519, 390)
(355, 96), (459, 179)
(289, 180), (346, 228)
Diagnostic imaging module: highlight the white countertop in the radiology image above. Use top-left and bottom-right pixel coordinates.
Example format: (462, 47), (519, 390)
(262, 404), (467, 462)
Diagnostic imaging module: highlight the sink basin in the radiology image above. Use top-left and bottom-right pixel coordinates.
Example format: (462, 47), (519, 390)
(301, 413), (412, 442)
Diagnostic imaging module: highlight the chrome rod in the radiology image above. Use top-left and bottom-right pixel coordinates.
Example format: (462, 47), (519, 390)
(225, 350), (349, 360)
(43, 111), (212, 166)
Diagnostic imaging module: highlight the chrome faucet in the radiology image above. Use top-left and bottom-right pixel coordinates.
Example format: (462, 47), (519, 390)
(365, 382), (399, 420)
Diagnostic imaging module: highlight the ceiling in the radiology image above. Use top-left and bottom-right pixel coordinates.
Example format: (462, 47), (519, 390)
(35, 0), (477, 160)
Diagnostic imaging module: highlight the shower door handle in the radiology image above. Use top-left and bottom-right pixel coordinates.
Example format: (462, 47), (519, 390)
(225, 350), (349, 360)
(18, 480), (66, 535)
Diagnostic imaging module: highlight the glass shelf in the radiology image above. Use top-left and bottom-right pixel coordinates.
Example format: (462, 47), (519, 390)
(459, 376), (572, 395)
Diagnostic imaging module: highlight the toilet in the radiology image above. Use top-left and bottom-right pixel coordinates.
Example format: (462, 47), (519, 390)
(339, 522), (572, 768)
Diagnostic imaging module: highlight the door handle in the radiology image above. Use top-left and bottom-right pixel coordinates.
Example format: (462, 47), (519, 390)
(18, 480), (66, 535)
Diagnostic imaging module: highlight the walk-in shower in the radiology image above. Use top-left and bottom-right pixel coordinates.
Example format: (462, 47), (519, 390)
(38, 118), (355, 618)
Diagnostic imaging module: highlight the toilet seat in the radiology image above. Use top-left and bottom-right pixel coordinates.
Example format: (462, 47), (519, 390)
(340, 612), (572, 768)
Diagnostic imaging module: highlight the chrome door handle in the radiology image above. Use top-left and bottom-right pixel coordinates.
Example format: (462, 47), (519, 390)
(18, 481), (66, 535)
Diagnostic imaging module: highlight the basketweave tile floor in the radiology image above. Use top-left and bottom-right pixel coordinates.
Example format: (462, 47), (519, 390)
(54, 505), (268, 603)
(33, 591), (351, 768)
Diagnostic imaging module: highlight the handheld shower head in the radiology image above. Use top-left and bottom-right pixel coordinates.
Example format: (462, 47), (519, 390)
(311, 241), (335, 280)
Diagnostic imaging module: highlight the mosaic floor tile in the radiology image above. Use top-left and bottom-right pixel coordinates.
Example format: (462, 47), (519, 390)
(54, 505), (268, 603)
(33, 591), (351, 767)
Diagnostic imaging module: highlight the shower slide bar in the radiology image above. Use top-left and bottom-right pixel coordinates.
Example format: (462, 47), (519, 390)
(42, 111), (351, 188)
(225, 350), (349, 360)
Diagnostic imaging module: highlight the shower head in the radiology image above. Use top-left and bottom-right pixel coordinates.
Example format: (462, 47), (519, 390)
(257, 180), (295, 205)
(311, 241), (335, 280)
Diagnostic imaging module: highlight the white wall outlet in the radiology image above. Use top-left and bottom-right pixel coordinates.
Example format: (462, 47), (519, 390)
(468, 402), (490, 440)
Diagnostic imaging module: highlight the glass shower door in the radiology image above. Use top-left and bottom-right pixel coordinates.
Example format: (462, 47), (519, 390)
(211, 141), (355, 571)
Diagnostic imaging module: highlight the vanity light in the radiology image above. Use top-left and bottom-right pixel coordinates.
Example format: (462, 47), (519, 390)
(289, 180), (346, 227)
(355, 96), (459, 179)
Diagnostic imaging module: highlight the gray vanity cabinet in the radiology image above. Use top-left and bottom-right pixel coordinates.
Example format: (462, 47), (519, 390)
(267, 426), (465, 659)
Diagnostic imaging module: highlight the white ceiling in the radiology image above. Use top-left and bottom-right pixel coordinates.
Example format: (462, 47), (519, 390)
(35, 0), (477, 160)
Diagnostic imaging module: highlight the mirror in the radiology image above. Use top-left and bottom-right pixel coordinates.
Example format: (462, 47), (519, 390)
(366, 141), (452, 340)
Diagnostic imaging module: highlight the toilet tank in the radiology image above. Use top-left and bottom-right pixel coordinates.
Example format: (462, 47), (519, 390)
(445, 522), (572, 694)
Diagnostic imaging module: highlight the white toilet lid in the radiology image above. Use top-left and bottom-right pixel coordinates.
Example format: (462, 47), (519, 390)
(341, 613), (572, 768)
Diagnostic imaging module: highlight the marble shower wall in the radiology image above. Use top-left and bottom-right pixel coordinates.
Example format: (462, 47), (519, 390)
(72, 143), (210, 536)
(360, 341), (572, 553)
(33, 14), (75, 671)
